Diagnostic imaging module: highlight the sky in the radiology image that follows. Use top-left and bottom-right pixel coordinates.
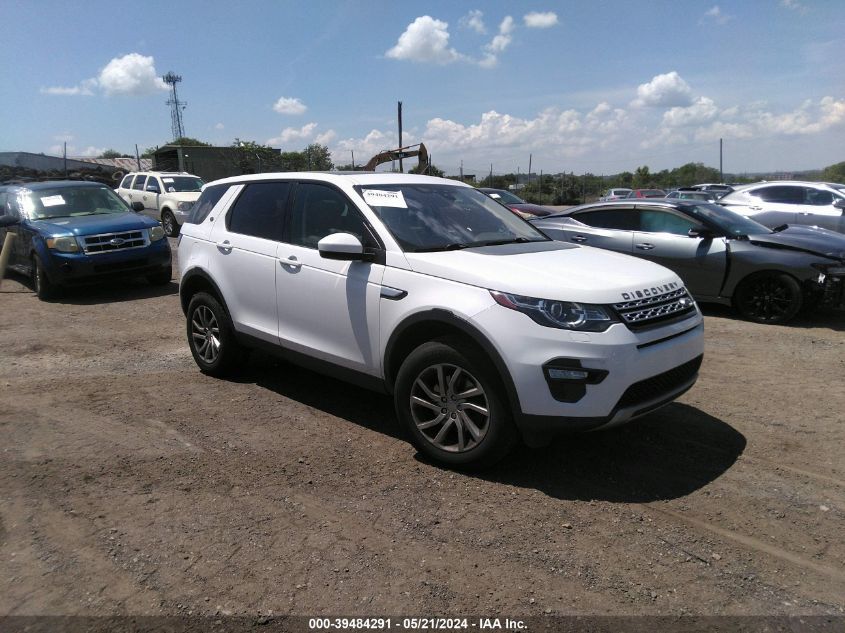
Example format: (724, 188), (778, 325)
(2, 0), (844, 176)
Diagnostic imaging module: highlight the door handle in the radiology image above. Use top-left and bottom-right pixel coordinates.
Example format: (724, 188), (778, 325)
(635, 243), (655, 250)
(750, 206), (763, 211)
(215, 240), (233, 252)
(281, 255), (302, 269)
(570, 235), (587, 243)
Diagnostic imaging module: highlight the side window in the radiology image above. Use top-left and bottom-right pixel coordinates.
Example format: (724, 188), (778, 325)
(752, 186), (804, 204)
(804, 188), (833, 206)
(289, 183), (373, 249)
(132, 175), (147, 191)
(640, 209), (700, 235)
(226, 182), (291, 241)
(571, 208), (639, 231)
(187, 185), (229, 224)
(120, 175), (134, 189)
(146, 177), (161, 193)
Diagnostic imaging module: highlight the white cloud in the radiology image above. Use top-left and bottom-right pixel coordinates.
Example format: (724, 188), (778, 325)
(702, 6), (731, 24)
(523, 11), (558, 28)
(273, 96), (307, 115)
(480, 15), (515, 67)
(214, 122), (225, 130)
(315, 130), (337, 145)
(78, 146), (108, 157)
(781, 0), (808, 14)
(459, 9), (486, 34)
(385, 16), (465, 65)
(98, 54), (168, 96)
(267, 122), (319, 146)
(632, 71), (693, 108)
(662, 97), (719, 127)
(41, 82), (95, 96)
(41, 53), (167, 97)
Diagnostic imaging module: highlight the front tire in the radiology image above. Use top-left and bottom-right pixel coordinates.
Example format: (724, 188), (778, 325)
(394, 337), (516, 468)
(161, 209), (179, 237)
(32, 255), (57, 300)
(186, 292), (243, 377)
(734, 272), (802, 324)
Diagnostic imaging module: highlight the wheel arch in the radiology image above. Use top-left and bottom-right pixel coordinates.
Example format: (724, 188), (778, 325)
(383, 309), (522, 416)
(179, 268), (228, 316)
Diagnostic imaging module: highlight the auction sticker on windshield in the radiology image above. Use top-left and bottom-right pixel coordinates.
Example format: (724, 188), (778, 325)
(362, 189), (407, 208)
(40, 195), (66, 207)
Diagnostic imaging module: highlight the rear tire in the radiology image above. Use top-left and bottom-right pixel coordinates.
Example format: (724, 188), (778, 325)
(394, 336), (516, 469)
(161, 209), (179, 237)
(186, 292), (243, 377)
(734, 272), (802, 324)
(32, 255), (57, 300)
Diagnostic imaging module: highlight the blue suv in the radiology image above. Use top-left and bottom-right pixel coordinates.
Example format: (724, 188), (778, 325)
(0, 181), (171, 299)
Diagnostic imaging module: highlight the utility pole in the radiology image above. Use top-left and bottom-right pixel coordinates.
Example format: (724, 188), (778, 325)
(460, 160), (463, 181)
(63, 142), (67, 178)
(528, 154), (532, 187)
(135, 144), (141, 171)
(397, 101), (403, 173)
(351, 150), (355, 169)
(719, 138), (724, 183)
(489, 164), (493, 185)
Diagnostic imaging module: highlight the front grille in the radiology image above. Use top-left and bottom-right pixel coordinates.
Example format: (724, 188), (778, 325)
(82, 230), (148, 254)
(616, 355), (703, 410)
(613, 287), (696, 330)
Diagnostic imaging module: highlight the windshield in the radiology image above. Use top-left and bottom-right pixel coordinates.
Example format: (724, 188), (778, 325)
(18, 186), (131, 220)
(161, 176), (204, 192)
(484, 189), (525, 205)
(684, 203), (772, 236)
(356, 184), (548, 252)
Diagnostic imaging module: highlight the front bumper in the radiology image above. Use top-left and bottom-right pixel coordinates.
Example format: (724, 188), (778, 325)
(471, 304), (705, 444)
(42, 239), (171, 286)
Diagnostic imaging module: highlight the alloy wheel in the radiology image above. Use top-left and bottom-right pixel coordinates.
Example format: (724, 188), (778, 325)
(742, 277), (794, 321)
(191, 305), (221, 364)
(410, 363), (490, 453)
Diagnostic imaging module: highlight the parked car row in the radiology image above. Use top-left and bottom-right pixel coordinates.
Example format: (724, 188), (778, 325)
(116, 171), (204, 237)
(2, 172), (842, 469)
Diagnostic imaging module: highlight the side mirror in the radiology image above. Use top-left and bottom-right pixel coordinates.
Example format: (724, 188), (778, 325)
(0, 215), (20, 228)
(146, 186), (160, 193)
(131, 201), (145, 212)
(688, 227), (715, 239)
(318, 232), (366, 261)
(833, 198), (845, 211)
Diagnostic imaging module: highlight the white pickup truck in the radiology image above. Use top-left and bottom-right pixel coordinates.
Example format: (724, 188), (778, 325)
(116, 171), (204, 236)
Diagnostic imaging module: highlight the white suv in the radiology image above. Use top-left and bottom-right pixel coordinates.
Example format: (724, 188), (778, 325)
(178, 173), (704, 467)
(116, 171), (204, 237)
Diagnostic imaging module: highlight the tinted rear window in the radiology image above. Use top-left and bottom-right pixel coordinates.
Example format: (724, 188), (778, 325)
(187, 184), (229, 224)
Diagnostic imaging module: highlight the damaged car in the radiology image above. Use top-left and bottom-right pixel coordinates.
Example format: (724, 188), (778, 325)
(531, 199), (845, 324)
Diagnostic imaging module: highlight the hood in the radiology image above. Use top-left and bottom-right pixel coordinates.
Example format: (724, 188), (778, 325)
(31, 212), (158, 236)
(510, 203), (555, 217)
(161, 191), (200, 202)
(746, 225), (845, 261)
(404, 241), (684, 304)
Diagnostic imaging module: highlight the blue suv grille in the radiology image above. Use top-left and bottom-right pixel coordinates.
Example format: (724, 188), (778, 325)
(82, 230), (148, 254)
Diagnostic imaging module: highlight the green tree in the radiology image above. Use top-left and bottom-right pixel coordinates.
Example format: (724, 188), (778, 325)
(171, 136), (211, 146)
(302, 143), (334, 171)
(822, 161), (845, 183)
(99, 149), (130, 159)
(633, 165), (652, 188)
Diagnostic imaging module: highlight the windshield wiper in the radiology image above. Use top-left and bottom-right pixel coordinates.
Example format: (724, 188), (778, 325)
(475, 237), (543, 247)
(413, 243), (473, 252)
(773, 224), (789, 232)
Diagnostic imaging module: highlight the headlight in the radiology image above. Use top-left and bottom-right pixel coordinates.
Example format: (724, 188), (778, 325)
(45, 236), (79, 252)
(149, 226), (165, 241)
(491, 291), (617, 332)
(177, 201), (194, 212)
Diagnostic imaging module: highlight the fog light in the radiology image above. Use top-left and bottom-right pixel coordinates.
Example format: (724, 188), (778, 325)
(548, 368), (590, 380)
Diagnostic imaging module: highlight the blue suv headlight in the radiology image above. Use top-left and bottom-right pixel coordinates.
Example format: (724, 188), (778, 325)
(149, 226), (165, 241)
(45, 236), (80, 253)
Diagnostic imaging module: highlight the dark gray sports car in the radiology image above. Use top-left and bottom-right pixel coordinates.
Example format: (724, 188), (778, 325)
(531, 199), (845, 324)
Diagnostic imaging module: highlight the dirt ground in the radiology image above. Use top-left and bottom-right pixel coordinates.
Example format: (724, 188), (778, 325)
(1, 238), (843, 618)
